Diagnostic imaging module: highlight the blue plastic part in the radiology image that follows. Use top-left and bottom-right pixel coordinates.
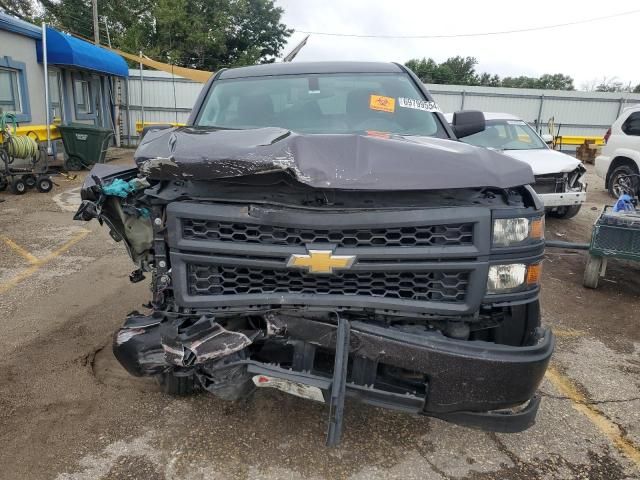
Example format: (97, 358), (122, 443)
(612, 194), (636, 213)
(102, 178), (135, 197)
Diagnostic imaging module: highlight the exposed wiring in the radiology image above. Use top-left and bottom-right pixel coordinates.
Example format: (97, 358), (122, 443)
(297, 8), (640, 39)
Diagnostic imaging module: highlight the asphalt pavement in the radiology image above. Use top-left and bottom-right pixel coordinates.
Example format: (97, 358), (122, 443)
(0, 154), (638, 479)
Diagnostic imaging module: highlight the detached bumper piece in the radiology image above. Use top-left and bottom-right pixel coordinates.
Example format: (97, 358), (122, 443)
(113, 311), (554, 446)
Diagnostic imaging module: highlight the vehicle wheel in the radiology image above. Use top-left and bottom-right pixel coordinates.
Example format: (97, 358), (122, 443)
(24, 174), (37, 188)
(64, 155), (84, 171)
(549, 204), (582, 219)
(36, 176), (53, 193)
(10, 177), (27, 195)
(608, 165), (637, 198)
(0, 176), (7, 192)
(491, 301), (541, 347)
(158, 372), (196, 396)
(583, 254), (603, 289)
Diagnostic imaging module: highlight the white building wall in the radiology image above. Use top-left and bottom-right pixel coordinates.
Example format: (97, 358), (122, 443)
(0, 29), (47, 124)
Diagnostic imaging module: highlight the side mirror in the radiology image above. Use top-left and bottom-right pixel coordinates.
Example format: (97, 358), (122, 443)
(451, 110), (485, 138)
(541, 133), (554, 144)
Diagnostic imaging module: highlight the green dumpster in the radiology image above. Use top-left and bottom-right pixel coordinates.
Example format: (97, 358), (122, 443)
(58, 123), (114, 171)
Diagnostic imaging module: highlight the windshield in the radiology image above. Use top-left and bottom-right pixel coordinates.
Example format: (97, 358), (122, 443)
(195, 73), (445, 137)
(462, 119), (547, 150)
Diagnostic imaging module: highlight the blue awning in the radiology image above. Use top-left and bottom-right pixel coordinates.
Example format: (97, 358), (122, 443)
(36, 27), (128, 77)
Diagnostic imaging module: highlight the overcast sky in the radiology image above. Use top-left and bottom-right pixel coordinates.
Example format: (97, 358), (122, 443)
(275, 0), (640, 89)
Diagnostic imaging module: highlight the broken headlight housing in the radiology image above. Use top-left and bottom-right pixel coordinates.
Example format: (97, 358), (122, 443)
(492, 217), (544, 247)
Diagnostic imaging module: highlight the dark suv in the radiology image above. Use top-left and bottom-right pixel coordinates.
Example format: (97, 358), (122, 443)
(76, 62), (553, 446)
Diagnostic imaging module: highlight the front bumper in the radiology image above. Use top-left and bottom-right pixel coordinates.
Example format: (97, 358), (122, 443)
(595, 154), (611, 180)
(538, 190), (586, 207)
(114, 310), (554, 433)
(280, 314), (554, 416)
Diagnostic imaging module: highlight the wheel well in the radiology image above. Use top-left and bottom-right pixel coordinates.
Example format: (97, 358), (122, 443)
(606, 156), (639, 187)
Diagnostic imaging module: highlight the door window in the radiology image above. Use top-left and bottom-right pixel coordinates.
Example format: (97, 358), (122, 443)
(74, 79), (93, 115)
(48, 70), (64, 122)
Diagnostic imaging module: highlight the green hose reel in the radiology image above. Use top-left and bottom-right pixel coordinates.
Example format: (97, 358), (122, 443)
(1, 112), (40, 160)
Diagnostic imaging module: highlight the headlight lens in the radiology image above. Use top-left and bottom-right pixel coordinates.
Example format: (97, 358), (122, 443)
(487, 264), (527, 293)
(487, 263), (542, 294)
(493, 217), (544, 246)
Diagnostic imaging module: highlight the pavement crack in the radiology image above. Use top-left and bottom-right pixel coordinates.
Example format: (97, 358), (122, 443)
(540, 391), (640, 405)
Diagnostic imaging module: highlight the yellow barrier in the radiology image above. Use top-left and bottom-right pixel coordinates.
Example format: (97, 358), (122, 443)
(0, 124), (61, 144)
(554, 136), (605, 146)
(135, 121), (185, 134)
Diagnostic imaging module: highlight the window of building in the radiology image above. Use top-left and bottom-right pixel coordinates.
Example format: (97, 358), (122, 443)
(74, 78), (93, 115)
(0, 67), (22, 115)
(0, 57), (31, 122)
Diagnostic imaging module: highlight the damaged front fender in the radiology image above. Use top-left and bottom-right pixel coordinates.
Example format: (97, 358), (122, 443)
(74, 165), (153, 267)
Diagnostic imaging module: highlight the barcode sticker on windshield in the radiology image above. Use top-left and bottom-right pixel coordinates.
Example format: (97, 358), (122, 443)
(507, 120), (527, 125)
(398, 98), (440, 112)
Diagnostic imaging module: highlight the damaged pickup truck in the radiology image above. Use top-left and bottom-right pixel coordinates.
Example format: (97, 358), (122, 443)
(75, 62), (553, 446)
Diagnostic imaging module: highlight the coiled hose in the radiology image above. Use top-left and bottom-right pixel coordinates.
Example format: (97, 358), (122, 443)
(1, 112), (39, 161)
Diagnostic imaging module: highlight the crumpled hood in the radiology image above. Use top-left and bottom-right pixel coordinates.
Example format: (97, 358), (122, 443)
(135, 126), (535, 190)
(501, 148), (581, 176)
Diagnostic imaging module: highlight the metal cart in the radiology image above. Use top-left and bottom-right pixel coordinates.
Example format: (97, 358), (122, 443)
(0, 114), (54, 195)
(583, 207), (640, 288)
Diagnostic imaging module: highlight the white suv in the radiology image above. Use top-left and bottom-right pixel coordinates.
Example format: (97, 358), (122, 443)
(596, 105), (640, 197)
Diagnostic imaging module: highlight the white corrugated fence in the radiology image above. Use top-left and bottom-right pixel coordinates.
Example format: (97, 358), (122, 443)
(118, 69), (640, 147)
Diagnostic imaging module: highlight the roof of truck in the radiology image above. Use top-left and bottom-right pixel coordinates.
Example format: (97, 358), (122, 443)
(218, 61), (404, 79)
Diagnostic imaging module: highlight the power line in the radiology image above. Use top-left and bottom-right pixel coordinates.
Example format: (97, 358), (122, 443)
(297, 8), (640, 39)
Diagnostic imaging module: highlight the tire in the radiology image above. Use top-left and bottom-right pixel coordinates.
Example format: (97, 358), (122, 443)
(36, 177), (53, 193)
(64, 155), (84, 171)
(608, 164), (637, 198)
(549, 204), (582, 219)
(24, 175), (36, 188)
(0, 176), (7, 192)
(159, 372), (196, 396)
(491, 301), (541, 347)
(583, 254), (603, 289)
(10, 177), (27, 195)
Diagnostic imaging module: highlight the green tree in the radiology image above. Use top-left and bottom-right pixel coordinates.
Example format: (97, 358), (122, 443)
(537, 73), (574, 90)
(3, 0), (292, 71)
(0, 0), (39, 21)
(405, 57), (575, 90)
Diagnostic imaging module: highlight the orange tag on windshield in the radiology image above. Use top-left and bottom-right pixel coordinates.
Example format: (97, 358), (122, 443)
(366, 130), (391, 139)
(369, 95), (395, 113)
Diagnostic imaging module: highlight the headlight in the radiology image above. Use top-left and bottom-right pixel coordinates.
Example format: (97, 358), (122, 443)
(493, 217), (544, 247)
(487, 263), (542, 294)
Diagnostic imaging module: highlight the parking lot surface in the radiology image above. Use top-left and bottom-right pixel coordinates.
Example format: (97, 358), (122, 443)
(0, 151), (639, 479)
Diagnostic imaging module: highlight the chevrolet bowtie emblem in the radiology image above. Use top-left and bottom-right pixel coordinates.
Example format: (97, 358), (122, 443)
(287, 249), (356, 274)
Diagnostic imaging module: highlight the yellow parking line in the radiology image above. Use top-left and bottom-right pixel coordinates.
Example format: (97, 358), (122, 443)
(0, 229), (90, 295)
(1, 235), (40, 265)
(546, 366), (640, 467)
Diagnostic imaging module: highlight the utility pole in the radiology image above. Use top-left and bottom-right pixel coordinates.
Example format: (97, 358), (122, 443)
(104, 17), (111, 48)
(92, 0), (100, 45)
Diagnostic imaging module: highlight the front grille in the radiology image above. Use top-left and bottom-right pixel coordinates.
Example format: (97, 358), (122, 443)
(187, 264), (469, 303)
(534, 174), (565, 194)
(182, 219), (473, 248)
